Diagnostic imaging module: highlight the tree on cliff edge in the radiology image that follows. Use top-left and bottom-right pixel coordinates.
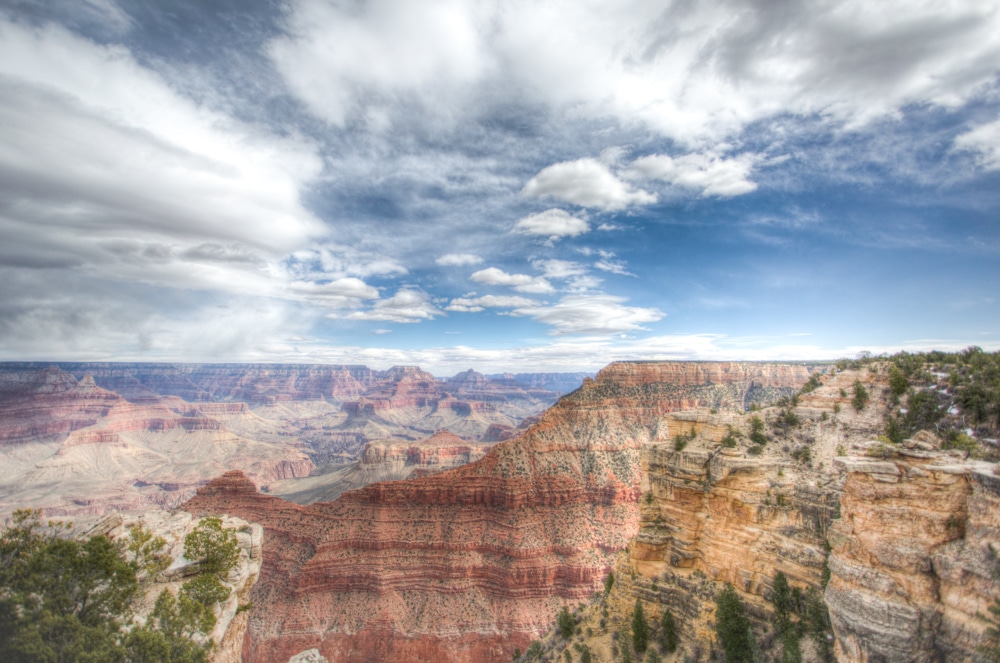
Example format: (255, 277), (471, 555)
(631, 599), (649, 653)
(715, 583), (753, 663)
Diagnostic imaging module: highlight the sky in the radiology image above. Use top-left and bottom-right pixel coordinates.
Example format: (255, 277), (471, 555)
(1, 0), (999, 375)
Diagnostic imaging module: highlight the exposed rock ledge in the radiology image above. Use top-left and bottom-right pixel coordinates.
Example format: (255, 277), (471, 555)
(827, 454), (1000, 662)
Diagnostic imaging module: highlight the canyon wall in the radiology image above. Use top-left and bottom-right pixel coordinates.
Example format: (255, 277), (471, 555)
(0, 363), (580, 516)
(183, 361), (812, 662)
(827, 454), (1000, 662)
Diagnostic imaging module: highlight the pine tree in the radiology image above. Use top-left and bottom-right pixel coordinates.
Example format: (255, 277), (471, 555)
(631, 599), (649, 653)
(781, 629), (802, 663)
(772, 571), (791, 635)
(558, 606), (575, 639)
(715, 583), (753, 663)
(659, 609), (678, 653)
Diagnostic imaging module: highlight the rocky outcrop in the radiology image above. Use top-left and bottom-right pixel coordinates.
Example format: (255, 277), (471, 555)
(183, 361), (812, 663)
(612, 441), (838, 647)
(73, 509), (263, 663)
(826, 454), (1000, 663)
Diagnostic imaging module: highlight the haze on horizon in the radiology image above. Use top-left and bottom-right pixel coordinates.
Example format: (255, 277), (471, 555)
(1, 0), (998, 375)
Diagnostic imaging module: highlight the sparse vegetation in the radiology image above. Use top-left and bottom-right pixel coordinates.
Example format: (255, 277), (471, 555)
(867, 442), (897, 459)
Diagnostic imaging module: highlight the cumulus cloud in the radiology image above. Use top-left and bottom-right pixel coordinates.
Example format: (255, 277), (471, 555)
(345, 289), (442, 323)
(513, 209), (590, 239)
(446, 294), (538, 312)
(954, 116), (1000, 170)
(510, 295), (663, 335)
(532, 259), (588, 279)
(289, 278), (380, 308)
(470, 267), (554, 293)
(625, 152), (761, 197)
(522, 159), (656, 210)
(436, 253), (484, 266)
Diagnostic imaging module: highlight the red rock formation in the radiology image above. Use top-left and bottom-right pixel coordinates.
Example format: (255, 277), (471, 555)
(0, 367), (124, 445)
(184, 361), (811, 663)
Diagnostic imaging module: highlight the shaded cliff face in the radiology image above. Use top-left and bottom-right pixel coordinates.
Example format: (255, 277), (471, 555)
(183, 361), (811, 663)
(827, 455), (1000, 663)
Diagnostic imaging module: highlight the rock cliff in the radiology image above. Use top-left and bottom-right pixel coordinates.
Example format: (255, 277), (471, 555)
(183, 361), (812, 662)
(827, 454), (1000, 662)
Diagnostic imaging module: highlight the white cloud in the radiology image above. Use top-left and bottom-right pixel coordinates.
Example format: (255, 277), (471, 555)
(446, 294), (538, 312)
(269, 0), (491, 127)
(532, 259), (588, 279)
(0, 19), (339, 308)
(594, 259), (633, 276)
(270, 0), (1000, 146)
(344, 288), (443, 323)
(436, 253), (484, 266)
(954, 115), (1000, 170)
(512, 209), (590, 239)
(470, 267), (554, 293)
(510, 295), (663, 335)
(289, 278), (380, 308)
(625, 152), (761, 197)
(522, 159), (656, 210)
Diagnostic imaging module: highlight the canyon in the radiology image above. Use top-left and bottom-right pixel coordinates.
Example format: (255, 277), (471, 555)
(182, 361), (813, 662)
(5, 357), (998, 662)
(0, 363), (576, 516)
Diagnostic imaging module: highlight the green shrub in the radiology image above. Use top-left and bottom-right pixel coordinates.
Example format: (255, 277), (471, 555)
(184, 516), (240, 578)
(888, 365), (909, 399)
(867, 443), (897, 459)
(557, 606), (574, 638)
(852, 381), (869, 412)
(943, 432), (980, 457)
(0, 510), (212, 663)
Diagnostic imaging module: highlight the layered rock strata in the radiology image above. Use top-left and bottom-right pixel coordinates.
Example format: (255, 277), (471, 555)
(267, 429), (495, 504)
(184, 361), (812, 663)
(613, 442), (838, 645)
(827, 453), (1000, 662)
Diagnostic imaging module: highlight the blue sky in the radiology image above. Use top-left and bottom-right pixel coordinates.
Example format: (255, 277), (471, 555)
(1, 0), (998, 373)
